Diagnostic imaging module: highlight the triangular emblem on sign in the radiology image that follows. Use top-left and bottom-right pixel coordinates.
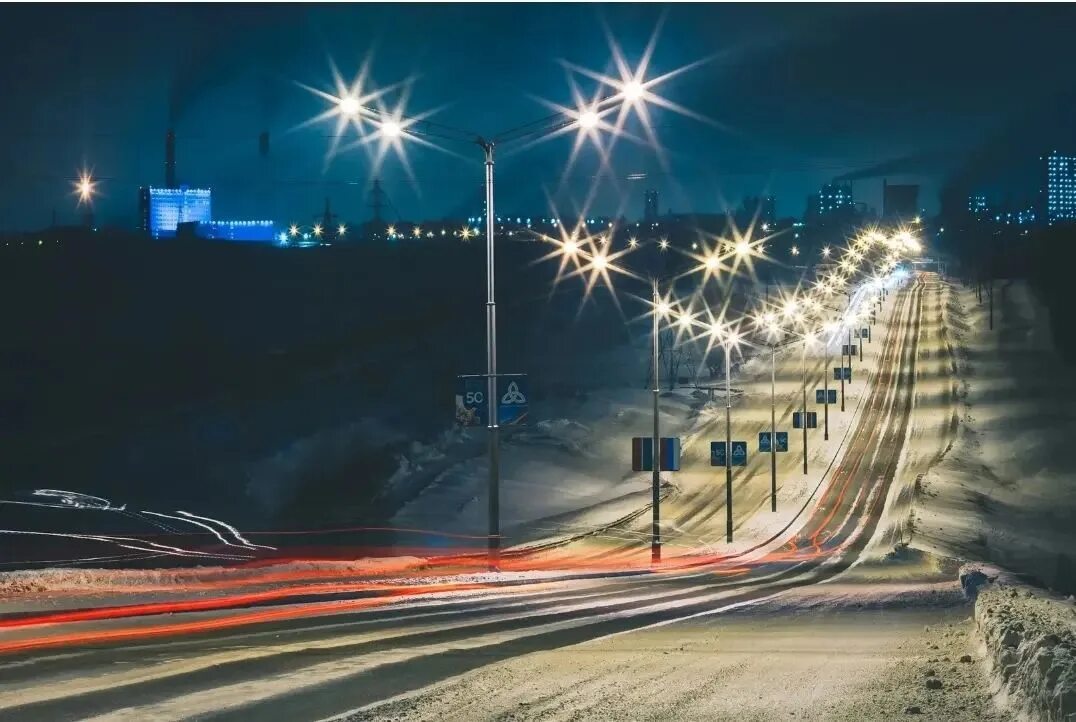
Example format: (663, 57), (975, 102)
(501, 381), (526, 404)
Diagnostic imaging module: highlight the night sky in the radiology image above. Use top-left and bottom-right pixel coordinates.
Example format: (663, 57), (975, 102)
(1, 3), (1074, 231)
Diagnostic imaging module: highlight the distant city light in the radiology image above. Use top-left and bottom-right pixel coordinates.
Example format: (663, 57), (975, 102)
(313, 224), (323, 238)
(338, 224), (347, 237)
(791, 245), (800, 256)
(659, 237), (669, 250)
(289, 224), (299, 237)
(628, 236), (638, 248)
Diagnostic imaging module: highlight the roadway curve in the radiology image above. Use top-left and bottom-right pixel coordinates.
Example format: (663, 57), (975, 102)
(0, 276), (931, 722)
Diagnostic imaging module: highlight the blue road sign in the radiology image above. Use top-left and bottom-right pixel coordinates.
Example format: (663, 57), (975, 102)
(793, 411), (818, 429)
(633, 437), (681, 471)
(833, 367), (852, 381)
(816, 389), (838, 404)
(711, 441), (746, 466)
(711, 441), (726, 467)
(842, 344), (855, 356)
(759, 432), (770, 452)
(731, 440), (747, 467)
(861, 327), (870, 339)
(775, 431), (789, 451)
(456, 374), (529, 427)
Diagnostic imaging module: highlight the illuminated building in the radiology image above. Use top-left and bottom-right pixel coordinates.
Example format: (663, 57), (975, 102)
(968, 193), (989, 219)
(1046, 151), (1076, 225)
(141, 186), (212, 239)
(807, 183), (855, 225)
(199, 220), (276, 242)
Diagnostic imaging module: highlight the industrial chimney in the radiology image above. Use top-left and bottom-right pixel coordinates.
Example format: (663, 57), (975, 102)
(165, 129), (177, 188)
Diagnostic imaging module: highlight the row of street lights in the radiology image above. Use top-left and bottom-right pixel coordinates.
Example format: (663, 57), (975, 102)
(305, 46), (922, 569)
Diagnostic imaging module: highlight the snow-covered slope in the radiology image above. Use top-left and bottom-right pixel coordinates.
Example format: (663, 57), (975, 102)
(912, 280), (1076, 594)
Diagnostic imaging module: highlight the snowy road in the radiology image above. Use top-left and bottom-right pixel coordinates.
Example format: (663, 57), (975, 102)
(0, 276), (972, 721)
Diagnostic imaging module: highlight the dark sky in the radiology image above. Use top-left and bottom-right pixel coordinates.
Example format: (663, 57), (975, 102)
(1, 3), (1074, 230)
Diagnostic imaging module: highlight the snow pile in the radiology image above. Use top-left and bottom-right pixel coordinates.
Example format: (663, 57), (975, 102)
(964, 564), (1076, 721)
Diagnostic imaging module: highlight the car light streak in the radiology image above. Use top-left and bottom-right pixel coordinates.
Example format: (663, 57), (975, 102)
(0, 582), (494, 655)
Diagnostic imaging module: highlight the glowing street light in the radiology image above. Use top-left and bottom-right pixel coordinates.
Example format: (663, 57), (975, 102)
(577, 109), (600, 129)
(621, 79), (645, 101)
(822, 246), (831, 258)
(289, 224), (299, 238)
(380, 119), (403, 138)
(659, 238), (670, 251)
(338, 96), (361, 117)
(338, 224), (347, 237)
(628, 236), (638, 248)
(734, 239), (751, 257)
(75, 172), (95, 205)
(791, 245), (800, 257)
(313, 224), (323, 238)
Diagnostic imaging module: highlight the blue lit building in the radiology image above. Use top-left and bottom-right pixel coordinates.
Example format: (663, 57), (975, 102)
(141, 186), (212, 238)
(199, 220), (276, 243)
(806, 183), (855, 225)
(968, 193), (989, 219)
(1046, 151), (1076, 225)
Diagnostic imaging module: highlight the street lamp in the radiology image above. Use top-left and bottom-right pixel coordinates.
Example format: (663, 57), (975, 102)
(313, 49), (707, 570)
(719, 326), (743, 543)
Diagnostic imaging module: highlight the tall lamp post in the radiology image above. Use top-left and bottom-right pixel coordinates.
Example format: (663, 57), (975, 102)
(330, 86), (637, 570)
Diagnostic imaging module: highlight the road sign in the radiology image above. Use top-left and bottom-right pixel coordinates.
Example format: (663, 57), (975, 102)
(731, 440), (747, 466)
(793, 411), (818, 429)
(833, 367), (852, 381)
(759, 432), (770, 452)
(711, 441), (726, 466)
(775, 431), (789, 451)
(455, 374), (529, 427)
(854, 329), (862, 338)
(816, 389), (837, 404)
(632, 437), (681, 472)
(861, 327), (869, 339)
(842, 344), (855, 356)
(711, 440), (748, 467)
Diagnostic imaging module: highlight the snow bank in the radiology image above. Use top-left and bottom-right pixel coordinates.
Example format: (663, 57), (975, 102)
(963, 564), (1076, 721)
(0, 557), (428, 595)
(911, 280), (1076, 594)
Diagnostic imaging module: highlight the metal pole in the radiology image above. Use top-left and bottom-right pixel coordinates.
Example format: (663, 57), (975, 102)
(725, 341), (733, 542)
(482, 142), (500, 572)
(846, 328), (853, 384)
(859, 326), (864, 362)
(989, 280), (994, 330)
(770, 344), (777, 512)
(651, 283), (661, 564)
(824, 332), (830, 441)
(802, 338), (808, 475)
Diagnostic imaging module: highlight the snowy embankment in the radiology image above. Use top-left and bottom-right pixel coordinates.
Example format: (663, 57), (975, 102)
(911, 280), (1076, 594)
(962, 564), (1076, 721)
